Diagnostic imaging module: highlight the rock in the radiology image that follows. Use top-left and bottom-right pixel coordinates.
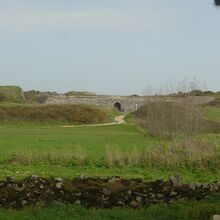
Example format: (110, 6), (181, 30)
(118, 201), (125, 206)
(108, 176), (121, 184)
(74, 200), (81, 205)
(127, 189), (132, 195)
(213, 215), (220, 220)
(136, 196), (142, 203)
(170, 191), (177, 196)
(103, 188), (111, 196)
(21, 200), (27, 206)
(79, 175), (88, 180)
(30, 174), (38, 180)
(39, 184), (44, 189)
(195, 183), (201, 188)
(130, 200), (140, 208)
(189, 183), (196, 190)
(169, 175), (182, 187)
(75, 192), (82, 197)
(56, 182), (63, 189)
(149, 193), (156, 198)
(102, 195), (110, 201)
(157, 194), (163, 199)
(54, 177), (63, 182)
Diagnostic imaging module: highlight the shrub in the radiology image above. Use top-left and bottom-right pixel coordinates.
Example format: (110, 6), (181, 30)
(135, 101), (201, 138)
(0, 86), (25, 103)
(0, 104), (109, 124)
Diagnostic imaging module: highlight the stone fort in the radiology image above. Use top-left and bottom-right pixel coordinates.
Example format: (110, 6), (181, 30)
(45, 95), (214, 113)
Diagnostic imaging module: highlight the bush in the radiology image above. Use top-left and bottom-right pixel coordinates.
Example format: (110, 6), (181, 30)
(0, 86), (25, 103)
(135, 101), (201, 138)
(0, 104), (109, 124)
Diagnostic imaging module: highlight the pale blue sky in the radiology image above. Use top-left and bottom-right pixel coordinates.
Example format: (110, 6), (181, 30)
(0, 0), (219, 95)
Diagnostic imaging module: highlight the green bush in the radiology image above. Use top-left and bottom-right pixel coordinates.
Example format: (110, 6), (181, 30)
(0, 104), (109, 124)
(0, 86), (25, 103)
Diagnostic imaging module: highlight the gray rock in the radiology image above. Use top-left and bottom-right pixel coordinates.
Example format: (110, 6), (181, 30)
(169, 175), (182, 187)
(136, 196), (142, 203)
(170, 191), (177, 196)
(54, 177), (63, 182)
(74, 200), (81, 205)
(75, 192), (82, 196)
(79, 175), (88, 180)
(30, 174), (38, 180)
(56, 182), (63, 189)
(189, 183), (196, 190)
(157, 194), (163, 199)
(103, 188), (111, 196)
(102, 195), (110, 201)
(130, 200), (140, 208)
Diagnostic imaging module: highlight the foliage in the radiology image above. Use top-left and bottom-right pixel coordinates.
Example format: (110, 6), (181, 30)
(0, 86), (25, 103)
(0, 104), (109, 124)
(135, 101), (201, 138)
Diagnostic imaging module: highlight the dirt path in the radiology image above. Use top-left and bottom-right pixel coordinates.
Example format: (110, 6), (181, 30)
(60, 115), (126, 128)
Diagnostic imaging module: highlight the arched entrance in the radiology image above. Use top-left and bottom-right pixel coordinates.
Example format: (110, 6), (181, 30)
(114, 102), (122, 111)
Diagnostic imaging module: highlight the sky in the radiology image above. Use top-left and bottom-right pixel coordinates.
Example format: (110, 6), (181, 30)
(0, 0), (219, 95)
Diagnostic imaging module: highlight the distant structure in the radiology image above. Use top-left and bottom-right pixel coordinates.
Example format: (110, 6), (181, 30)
(45, 95), (215, 113)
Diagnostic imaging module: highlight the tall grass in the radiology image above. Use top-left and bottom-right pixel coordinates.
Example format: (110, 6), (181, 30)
(135, 101), (201, 138)
(8, 147), (88, 166)
(104, 138), (219, 169)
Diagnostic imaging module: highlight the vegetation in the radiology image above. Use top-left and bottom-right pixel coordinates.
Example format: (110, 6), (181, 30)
(105, 138), (219, 170)
(0, 86), (25, 103)
(0, 194), (220, 220)
(135, 101), (201, 138)
(65, 91), (96, 97)
(0, 104), (110, 124)
(203, 107), (220, 122)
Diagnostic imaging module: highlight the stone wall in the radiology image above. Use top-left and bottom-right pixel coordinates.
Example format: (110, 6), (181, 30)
(45, 95), (215, 113)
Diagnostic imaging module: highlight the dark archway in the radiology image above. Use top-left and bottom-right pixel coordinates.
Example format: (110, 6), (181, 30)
(114, 102), (122, 111)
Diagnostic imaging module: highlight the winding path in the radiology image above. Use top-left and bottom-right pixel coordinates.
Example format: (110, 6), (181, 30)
(60, 115), (126, 128)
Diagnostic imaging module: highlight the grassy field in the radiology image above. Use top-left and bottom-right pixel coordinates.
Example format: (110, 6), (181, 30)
(0, 104), (219, 219)
(0, 115), (219, 182)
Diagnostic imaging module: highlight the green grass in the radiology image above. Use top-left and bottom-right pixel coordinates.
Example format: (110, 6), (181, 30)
(0, 107), (219, 219)
(0, 194), (220, 220)
(203, 107), (220, 122)
(0, 120), (219, 182)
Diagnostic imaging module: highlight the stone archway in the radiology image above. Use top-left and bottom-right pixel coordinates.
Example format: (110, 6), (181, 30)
(114, 102), (122, 111)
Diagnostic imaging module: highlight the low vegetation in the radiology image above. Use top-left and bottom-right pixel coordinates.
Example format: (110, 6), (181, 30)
(105, 138), (219, 170)
(65, 91), (96, 97)
(0, 194), (220, 220)
(0, 104), (109, 124)
(0, 86), (25, 103)
(135, 101), (201, 138)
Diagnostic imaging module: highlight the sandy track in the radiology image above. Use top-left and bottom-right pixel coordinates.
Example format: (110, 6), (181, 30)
(60, 115), (126, 128)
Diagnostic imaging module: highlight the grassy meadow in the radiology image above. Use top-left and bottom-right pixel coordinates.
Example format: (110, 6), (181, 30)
(0, 103), (219, 219)
(0, 105), (219, 182)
